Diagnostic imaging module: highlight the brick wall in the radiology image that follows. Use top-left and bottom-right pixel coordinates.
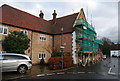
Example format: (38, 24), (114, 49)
(53, 34), (73, 54)
(0, 24), (53, 64)
(31, 32), (52, 64)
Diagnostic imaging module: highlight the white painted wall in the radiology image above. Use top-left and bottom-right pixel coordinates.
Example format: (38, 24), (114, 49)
(72, 31), (77, 64)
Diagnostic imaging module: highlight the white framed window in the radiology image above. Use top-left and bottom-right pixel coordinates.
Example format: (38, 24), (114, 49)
(0, 26), (8, 35)
(0, 51), (6, 54)
(39, 52), (45, 59)
(3, 27), (8, 35)
(40, 35), (46, 41)
(20, 30), (28, 35)
(0, 27), (3, 34)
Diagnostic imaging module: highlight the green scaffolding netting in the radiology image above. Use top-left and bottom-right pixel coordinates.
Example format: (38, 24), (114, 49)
(75, 19), (102, 53)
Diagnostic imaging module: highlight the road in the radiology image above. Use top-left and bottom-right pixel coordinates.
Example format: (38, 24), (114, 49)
(24, 57), (120, 80)
(1, 57), (120, 81)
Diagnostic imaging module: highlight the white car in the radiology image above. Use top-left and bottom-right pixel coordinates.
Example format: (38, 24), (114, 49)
(0, 53), (32, 74)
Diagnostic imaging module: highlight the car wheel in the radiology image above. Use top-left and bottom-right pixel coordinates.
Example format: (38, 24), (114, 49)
(17, 65), (27, 74)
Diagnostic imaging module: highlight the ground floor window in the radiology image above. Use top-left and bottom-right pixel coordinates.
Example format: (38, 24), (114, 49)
(39, 52), (45, 59)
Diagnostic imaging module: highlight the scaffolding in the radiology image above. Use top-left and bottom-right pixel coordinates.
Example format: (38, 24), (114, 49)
(75, 18), (103, 66)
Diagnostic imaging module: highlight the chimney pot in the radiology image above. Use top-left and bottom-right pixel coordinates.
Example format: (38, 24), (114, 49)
(52, 10), (57, 24)
(39, 10), (44, 18)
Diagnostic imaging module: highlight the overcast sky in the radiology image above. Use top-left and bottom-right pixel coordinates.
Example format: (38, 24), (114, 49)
(0, 0), (119, 43)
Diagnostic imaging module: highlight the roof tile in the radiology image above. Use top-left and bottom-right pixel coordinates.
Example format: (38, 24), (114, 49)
(0, 4), (79, 34)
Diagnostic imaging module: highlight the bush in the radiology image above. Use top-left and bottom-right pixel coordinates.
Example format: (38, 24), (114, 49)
(51, 50), (61, 57)
(2, 31), (30, 54)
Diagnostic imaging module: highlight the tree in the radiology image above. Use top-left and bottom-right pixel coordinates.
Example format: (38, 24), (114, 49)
(101, 37), (112, 57)
(2, 31), (30, 54)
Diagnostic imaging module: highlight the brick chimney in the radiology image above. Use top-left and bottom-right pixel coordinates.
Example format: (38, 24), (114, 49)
(39, 10), (44, 18)
(52, 10), (57, 24)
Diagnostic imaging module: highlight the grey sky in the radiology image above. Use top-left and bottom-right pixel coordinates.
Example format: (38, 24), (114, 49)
(0, 0), (119, 43)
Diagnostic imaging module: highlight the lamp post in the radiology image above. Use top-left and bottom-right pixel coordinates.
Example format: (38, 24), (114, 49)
(60, 27), (64, 69)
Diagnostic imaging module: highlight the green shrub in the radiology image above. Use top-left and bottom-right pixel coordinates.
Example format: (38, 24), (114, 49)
(51, 49), (61, 57)
(2, 31), (30, 54)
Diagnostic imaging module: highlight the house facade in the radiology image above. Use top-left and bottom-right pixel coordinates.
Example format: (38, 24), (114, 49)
(0, 4), (102, 65)
(110, 44), (120, 57)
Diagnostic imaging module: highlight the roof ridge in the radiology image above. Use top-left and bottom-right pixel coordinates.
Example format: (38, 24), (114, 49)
(49, 12), (79, 21)
(1, 4), (49, 22)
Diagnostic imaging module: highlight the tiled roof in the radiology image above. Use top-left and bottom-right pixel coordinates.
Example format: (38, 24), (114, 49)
(0, 4), (79, 34)
(111, 44), (120, 50)
(50, 13), (79, 34)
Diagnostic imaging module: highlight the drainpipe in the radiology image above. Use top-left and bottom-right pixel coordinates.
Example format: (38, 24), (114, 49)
(31, 31), (33, 63)
(52, 35), (54, 52)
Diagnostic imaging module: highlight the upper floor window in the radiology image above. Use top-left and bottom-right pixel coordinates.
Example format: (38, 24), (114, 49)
(40, 35), (46, 41)
(20, 30), (28, 35)
(0, 26), (8, 35)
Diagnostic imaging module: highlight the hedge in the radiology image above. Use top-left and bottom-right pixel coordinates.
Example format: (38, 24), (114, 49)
(48, 56), (73, 69)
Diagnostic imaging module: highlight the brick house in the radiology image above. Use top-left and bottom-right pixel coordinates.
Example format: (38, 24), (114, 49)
(0, 4), (102, 65)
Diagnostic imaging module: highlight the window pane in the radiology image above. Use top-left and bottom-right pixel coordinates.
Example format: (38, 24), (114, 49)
(44, 54), (45, 58)
(4, 55), (15, 60)
(0, 27), (3, 34)
(42, 54), (44, 58)
(15, 55), (27, 60)
(3, 28), (8, 34)
(42, 37), (44, 40)
(24, 31), (28, 35)
(40, 37), (42, 40)
(39, 54), (41, 58)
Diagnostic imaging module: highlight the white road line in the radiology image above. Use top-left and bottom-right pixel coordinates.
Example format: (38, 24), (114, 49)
(108, 72), (116, 75)
(108, 68), (112, 73)
(46, 73), (55, 76)
(37, 74), (45, 77)
(108, 67), (116, 75)
(78, 72), (85, 74)
(57, 72), (65, 75)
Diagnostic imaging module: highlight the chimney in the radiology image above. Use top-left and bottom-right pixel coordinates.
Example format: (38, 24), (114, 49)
(52, 10), (57, 24)
(39, 10), (44, 18)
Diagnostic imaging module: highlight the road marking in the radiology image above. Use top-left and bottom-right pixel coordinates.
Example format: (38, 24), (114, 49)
(78, 72), (85, 74)
(46, 73), (55, 76)
(108, 72), (116, 75)
(37, 74), (45, 77)
(57, 72), (65, 75)
(108, 68), (112, 73)
(108, 67), (116, 75)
